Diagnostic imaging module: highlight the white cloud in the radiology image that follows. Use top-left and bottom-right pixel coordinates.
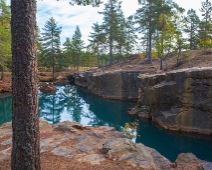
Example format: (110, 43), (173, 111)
(37, 0), (105, 45)
(36, 0), (142, 45)
(6, 0), (205, 46)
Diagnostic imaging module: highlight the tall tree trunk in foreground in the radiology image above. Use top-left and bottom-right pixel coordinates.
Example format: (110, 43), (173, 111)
(11, 0), (40, 169)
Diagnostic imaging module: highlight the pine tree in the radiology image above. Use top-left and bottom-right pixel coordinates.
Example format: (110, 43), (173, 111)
(11, 0), (101, 169)
(63, 37), (74, 68)
(88, 22), (106, 67)
(118, 16), (137, 58)
(41, 17), (62, 80)
(99, 0), (123, 65)
(175, 31), (187, 63)
(11, 0), (40, 169)
(153, 0), (184, 69)
(199, 0), (212, 49)
(69, 0), (102, 6)
(71, 26), (84, 71)
(134, 0), (162, 64)
(184, 9), (200, 50)
(155, 14), (176, 69)
(37, 27), (45, 70)
(0, 0), (11, 80)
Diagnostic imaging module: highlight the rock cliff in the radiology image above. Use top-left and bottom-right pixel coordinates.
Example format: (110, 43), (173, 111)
(131, 67), (212, 135)
(73, 70), (146, 101)
(73, 67), (212, 135)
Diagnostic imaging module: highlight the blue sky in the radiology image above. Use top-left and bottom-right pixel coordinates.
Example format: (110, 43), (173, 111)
(7, 0), (203, 46)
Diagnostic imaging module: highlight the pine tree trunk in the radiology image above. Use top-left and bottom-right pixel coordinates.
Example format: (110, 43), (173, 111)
(0, 65), (3, 81)
(148, 32), (152, 64)
(77, 54), (79, 72)
(160, 57), (163, 70)
(190, 23), (193, 50)
(97, 44), (100, 68)
(177, 49), (181, 64)
(109, 32), (113, 66)
(164, 52), (168, 71)
(53, 56), (55, 81)
(147, 1), (152, 64)
(11, 0), (40, 169)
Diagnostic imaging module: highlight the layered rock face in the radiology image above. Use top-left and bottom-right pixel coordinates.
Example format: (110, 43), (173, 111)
(74, 71), (144, 101)
(133, 68), (212, 135)
(73, 68), (212, 134)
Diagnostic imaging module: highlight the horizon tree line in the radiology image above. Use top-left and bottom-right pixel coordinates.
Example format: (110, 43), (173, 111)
(3, 0), (212, 80)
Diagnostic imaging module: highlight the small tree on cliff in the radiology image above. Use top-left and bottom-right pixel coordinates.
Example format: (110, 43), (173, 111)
(183, 9), (200, 50)
(199, 0), (212, 49)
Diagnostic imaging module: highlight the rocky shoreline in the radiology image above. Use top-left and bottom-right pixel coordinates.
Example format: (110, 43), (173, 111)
(0, 119), (211, 170)
(130, 67), (212, 136)
(72, 67), (212, 136)
(0, 75), (71, 97)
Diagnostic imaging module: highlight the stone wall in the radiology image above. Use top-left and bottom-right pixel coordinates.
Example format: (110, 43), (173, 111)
(74, 71), (143, 101)
(134, 68), (212, 135)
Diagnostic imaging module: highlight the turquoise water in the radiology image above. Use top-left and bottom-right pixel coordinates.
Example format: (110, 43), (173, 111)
(0, 85), (212, 162)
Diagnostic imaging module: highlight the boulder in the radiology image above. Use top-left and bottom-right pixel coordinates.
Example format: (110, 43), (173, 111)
(102, 138), (171, 169)
(38, 76), (53, 82)
(175, 153), (209, 169)
(53, 121), (84, 132)
(0, 87), (11, 93)
(39, 83), (57, 93)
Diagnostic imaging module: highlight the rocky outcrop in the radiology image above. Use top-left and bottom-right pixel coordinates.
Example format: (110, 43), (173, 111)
(130, 67), (212, 135)
(74, 70), (150, 101)
(0, 119), (211, 169)
(73, 67), (212, 135)
(39, 83), (57, 93)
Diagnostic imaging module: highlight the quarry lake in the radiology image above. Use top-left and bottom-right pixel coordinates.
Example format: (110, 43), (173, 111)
(1, 85), (212, 162)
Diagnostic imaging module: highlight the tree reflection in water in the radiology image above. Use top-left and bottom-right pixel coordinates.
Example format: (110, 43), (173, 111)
(0, 96), (12, 125)
(1, 85), (212, 162)
(38, 85), (134, 129)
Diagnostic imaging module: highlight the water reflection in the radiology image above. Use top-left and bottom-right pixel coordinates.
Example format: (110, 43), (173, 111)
(0, 85), (212, 162)
(0, 96), (12, 125)
(39, 85), (134, 129)
(136, 119), (212, 162)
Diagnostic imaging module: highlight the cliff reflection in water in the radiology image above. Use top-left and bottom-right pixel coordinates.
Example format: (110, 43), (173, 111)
(39, 85), (134, 130)
(0, 85), (212, 162)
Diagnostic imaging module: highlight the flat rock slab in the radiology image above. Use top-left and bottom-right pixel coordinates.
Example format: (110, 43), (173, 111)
(203, 163), (212, 170)
(52, 147), (76, 158)
(73, 137), (97, 153)
(0, 147), (11, 162)
(1, 138), (12, 146)
(78, 154), (106, 164)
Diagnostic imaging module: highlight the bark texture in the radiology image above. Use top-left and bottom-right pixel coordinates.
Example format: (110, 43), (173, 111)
(11, 0), (40, 169)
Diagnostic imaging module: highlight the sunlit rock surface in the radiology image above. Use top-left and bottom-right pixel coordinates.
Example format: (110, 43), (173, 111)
(0, 119), (211, 169)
